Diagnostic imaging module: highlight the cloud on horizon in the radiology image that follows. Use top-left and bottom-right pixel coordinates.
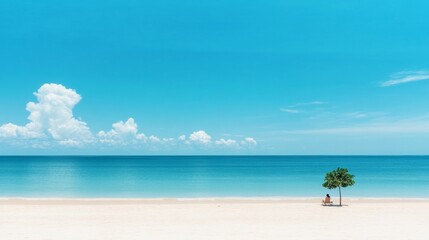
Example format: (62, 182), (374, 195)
(0, 84), (257, 150)
(0, 83), (93, 146)
(381, 71), (429, 87)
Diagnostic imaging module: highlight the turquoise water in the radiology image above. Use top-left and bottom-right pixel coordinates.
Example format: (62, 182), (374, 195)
(0, 156), (428, 198)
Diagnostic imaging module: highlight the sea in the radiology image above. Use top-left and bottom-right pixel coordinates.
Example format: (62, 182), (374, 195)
(0, 156), (428, 198)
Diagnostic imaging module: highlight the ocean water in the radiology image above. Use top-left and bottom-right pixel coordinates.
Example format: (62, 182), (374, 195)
(0, 156), (428, 198)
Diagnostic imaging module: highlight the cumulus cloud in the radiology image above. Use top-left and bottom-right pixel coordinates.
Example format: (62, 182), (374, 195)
(0, 123), (33, 138)
(178, 135), (186, 141)
(0, 83), (93, 146)
(189, 130), (212, 144)
(149, 135), (160, 143)
(0, 83), (257, 151)
(242, 137), (257, 146)
(215, 138), (237, 146)
(214, 137), (258, 148)
(98, 118), (147, 144)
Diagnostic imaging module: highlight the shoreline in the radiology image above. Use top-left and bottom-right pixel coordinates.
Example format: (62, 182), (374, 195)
(1, 197), (429, 204)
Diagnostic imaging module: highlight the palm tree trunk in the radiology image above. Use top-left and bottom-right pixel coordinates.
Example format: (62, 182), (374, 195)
(339, 186), (342, 206)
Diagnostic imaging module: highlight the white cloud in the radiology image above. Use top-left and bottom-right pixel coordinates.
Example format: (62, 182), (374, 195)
(0, 83), (93, 146)
(0, 84), (257, 151)
(0, 123), (33, 138)
(178, 135), (186, 141)
(242, 137), (257, 145)
(381, 71), (429, 87)
(215, 137), (258, 148)
(162, 138), (175, 142)
(97, 124), (257, 149)
(98, 118), (147, 144)
(215, 138), (237, 146)
(59, 139), (80, 146)
(189, 130), (212, 144)
(149, 135), (160, 143)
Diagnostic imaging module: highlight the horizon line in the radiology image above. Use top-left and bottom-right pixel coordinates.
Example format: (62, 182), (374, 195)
(1, 154), (428, 157)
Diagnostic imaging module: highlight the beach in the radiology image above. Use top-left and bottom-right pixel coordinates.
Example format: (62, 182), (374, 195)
(1, 198), (428, 240)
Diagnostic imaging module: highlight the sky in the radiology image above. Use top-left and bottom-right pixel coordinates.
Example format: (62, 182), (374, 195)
(0, 0), (429, 154)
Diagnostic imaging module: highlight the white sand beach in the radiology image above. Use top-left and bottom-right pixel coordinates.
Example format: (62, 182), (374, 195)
(1, 198), (428, 240)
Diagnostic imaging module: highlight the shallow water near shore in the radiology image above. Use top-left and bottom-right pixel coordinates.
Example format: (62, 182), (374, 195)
(0, 156), (428, 198)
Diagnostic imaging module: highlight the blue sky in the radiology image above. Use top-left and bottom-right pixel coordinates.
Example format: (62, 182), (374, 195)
(0, 0), (429, 154)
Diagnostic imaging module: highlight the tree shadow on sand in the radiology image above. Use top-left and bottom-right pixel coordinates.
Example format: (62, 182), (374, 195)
(321, 204), (349, 207)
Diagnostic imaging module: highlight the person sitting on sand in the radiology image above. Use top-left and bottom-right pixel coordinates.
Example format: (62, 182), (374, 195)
(322, 194), (333, 205)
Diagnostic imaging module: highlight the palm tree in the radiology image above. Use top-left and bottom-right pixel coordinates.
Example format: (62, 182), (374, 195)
(322, 167), (355, 206)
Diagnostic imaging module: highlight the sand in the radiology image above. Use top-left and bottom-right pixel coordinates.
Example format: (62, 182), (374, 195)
(0, 198), (428, 240)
